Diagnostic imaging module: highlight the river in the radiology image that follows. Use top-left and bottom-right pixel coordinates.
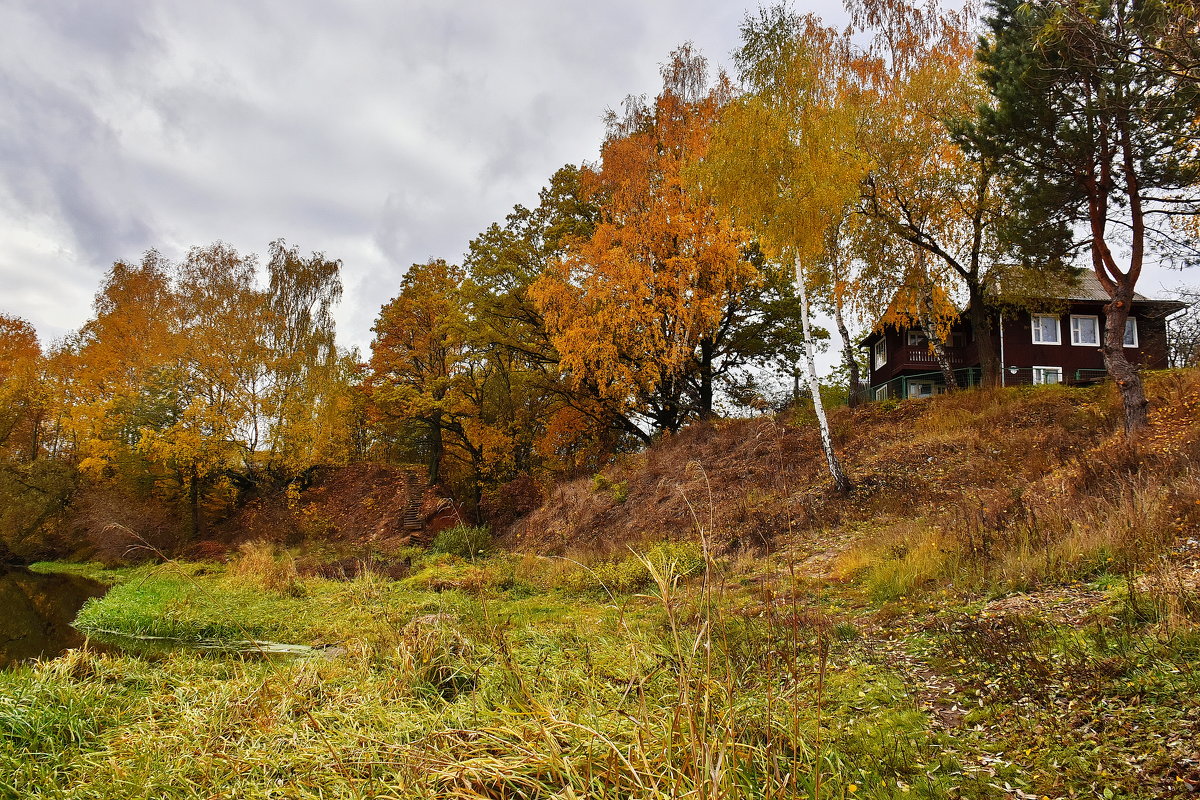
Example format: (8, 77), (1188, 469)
(0, 567), (108, 669)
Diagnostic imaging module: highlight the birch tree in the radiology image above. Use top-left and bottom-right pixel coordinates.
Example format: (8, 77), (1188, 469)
(847, 0), (1073, 387)
(700, 7), (866, 492)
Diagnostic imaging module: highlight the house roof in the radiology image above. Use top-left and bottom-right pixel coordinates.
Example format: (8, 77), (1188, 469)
(858, 269), (1187, 348)
(1057, 271), (1150, 302)
(1046, 270), (1187, 317)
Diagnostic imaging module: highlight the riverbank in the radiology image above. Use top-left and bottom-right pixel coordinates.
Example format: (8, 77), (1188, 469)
(4, 545), (1199, 799)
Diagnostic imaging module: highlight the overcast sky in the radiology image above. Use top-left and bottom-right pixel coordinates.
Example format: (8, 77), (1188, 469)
(0, 0), (848, 354)
(2, 1), (1193, 358)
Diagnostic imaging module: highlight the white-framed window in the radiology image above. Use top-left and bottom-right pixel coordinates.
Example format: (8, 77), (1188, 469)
(1123, 317), (1138, 348)
(874, 385), (889, 401)
(1031, 314), (1061, 344)
(906, 329), (928, 347)
(873, 339), (887, 370)
(1070, 315), (1100, 346)
(907, 381), (940, 399)
(1032, 366), (1063, 385)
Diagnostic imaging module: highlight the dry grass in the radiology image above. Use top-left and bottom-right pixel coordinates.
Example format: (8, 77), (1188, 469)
(833, 371), (1200, 603)
(226, 540), (303, 596)
(504, 368), (1200, 612)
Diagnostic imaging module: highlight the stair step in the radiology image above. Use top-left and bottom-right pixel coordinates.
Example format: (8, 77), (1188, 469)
(401, 471), (425, 531)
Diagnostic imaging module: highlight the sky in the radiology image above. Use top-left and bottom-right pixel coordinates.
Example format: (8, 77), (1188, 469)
(1, 1), (1194, 360)
(0, 0), (848, 354)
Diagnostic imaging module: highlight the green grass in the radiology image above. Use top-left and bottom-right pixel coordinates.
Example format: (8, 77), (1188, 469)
(2, 548), (1197, 799)
(27, 560), (130, 584)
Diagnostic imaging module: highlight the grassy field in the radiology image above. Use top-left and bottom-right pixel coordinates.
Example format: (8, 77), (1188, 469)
(5, 373), (1200, 798)
(3, 537), (1198, 800)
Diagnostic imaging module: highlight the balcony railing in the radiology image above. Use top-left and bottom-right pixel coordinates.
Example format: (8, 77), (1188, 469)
(860, 367), (983, 402)
(894, 345), (964, 366)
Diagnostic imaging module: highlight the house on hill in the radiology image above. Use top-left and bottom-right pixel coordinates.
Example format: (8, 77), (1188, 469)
(860, 273), (1186, 401)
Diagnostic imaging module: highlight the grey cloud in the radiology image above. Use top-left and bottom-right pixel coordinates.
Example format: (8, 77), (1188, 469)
(14, 0), (162, 68)
(1, 0), (859, 353)
(0, 73), (156, 263)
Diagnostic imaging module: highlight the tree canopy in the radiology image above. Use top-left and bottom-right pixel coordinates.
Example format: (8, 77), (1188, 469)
(964, 0), (1200, 431)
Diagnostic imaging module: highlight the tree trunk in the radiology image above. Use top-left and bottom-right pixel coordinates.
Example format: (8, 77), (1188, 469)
(795, 258), (852, 493)
(966, 282), (998, 388)
(651, 372), (683, 434)
(188, 463), (202, 541)
(427, 414), (444, 485)
(27, 409), (42, 462)
(916, 298), (959, 391)
(833, 298), (861, 407)
(698, 336), (716, 419)
(1101, 294), (1149, 434)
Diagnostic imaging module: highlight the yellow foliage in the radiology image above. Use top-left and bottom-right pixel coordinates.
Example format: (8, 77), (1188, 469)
(531, 46), (757, 418)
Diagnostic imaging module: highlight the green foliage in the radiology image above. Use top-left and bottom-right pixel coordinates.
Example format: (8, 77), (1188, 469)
(591, 473), (629, 503)
(966, 0), (1200, 265)
(562, 541), (705, 596)
(428, 525), (492, 559)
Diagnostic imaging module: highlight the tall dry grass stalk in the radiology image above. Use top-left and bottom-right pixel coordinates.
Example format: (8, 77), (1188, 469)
(227, 540), (302, 596)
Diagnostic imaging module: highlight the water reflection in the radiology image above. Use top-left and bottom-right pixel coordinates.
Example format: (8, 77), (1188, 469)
(0, 568), (108, 669)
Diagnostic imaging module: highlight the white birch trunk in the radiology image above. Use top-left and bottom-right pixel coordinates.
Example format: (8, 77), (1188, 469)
(795, 256), (852, 492)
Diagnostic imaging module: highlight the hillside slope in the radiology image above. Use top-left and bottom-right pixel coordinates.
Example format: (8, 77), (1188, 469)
(505, 369), (1200, 594)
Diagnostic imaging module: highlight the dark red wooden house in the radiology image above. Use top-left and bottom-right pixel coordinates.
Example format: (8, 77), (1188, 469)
(860, 273), (1186, 401)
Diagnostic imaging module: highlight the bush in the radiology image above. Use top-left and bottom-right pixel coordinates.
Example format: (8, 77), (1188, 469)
(429, 525), (492, 559)
(561, 540), (706, 596)
(591, 473), (629, 503)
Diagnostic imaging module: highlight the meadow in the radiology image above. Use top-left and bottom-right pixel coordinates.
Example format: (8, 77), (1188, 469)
(5, 372), (1200, 799)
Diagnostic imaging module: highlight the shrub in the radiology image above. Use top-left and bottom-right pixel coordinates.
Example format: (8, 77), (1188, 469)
(591, 473), (629, 503)
(561, 540), (706, 596)
(429, 525), (492, 559)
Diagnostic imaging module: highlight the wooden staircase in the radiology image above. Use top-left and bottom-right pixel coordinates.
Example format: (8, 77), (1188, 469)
(401, 470), (424, 532)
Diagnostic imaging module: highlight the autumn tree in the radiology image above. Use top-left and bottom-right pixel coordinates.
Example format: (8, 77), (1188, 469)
(531, 45), (771, 440)
(261, 239), (345, 480)
(463, 166), (615, 476)
(63, 242), (352, 541)
(0, 315), (45, 461)
(964, 0), (1200, 432)
(0, 315), (73, 560)
(368, 259), (469, 485)
(63, 253), (182, 485)
(846, 0), (1071, 388)
(157, 244), (270, 532)
(466, 165), (598, 369)
(702, 8), (866, 492)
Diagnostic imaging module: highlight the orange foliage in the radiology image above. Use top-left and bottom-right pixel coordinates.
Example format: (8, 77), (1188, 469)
(531, 46), (756, 431)
(0, 314), (42, 454)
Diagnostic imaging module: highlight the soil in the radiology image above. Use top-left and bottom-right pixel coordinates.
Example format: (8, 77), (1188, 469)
(197, 463), (464, 559)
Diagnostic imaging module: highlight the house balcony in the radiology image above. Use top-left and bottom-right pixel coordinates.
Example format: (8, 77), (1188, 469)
(890, 345), (966, 370)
